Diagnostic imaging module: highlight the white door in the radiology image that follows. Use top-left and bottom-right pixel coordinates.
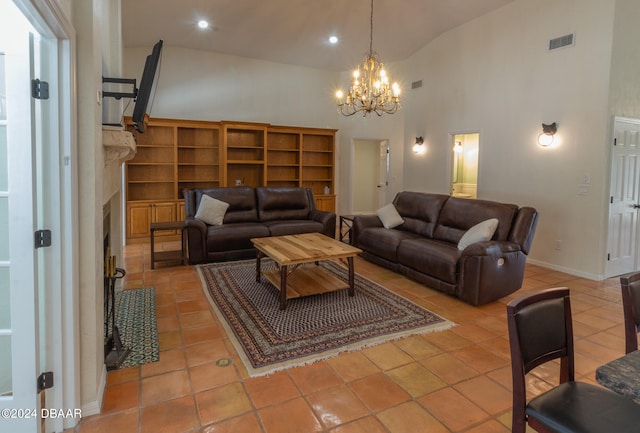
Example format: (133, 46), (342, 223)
(377, 140), (389, 208)
(606, 117), (640, 278)
(0, 3), (43, 432)
(352, 139), (389, 213)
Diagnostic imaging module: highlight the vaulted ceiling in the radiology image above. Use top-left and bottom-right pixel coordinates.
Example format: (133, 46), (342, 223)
(121, 0), (514, 71)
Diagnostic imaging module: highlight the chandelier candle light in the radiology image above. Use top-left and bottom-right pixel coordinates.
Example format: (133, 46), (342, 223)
(336, 0), (400, 117)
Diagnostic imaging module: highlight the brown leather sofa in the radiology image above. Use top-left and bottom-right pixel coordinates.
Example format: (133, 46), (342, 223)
(183, 186), (336, 263)
(352, 192), (538, 305)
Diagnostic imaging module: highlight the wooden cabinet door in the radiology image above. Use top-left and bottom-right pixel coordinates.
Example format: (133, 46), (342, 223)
(152, 202), (179, 237)
(315, 195), (335, 212)
(127, 203), (152, 239)
(127, 201), (179, 241)
(152, 202), (177, 223)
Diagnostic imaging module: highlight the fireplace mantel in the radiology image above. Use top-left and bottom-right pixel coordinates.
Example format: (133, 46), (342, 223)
(102, 125), (136, 166)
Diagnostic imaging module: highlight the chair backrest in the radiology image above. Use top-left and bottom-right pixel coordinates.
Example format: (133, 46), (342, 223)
(620, 273), (640, 353)
(506, 288), (574, 432)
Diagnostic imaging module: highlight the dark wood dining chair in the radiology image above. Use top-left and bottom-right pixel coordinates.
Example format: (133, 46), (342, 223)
(620, 273), (640, 353)
(507, 287), (640, 433)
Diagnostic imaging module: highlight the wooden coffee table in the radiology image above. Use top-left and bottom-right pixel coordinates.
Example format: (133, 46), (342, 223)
(251, 232), (362, 310)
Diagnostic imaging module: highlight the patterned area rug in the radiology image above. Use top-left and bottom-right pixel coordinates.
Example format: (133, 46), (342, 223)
(114, 287), (159, 369)
(198, 259), (454, 377)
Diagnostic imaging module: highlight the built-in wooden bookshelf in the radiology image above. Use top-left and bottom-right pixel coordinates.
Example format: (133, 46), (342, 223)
(125, 118), (221, 241)
(222, 122), (268, 188)
(177, 124), (220, 192)
(126, 121), (175, 202)
(301, 131), (335, 199)
(267, 126), (301, 189)
(124, 117), (336, 243)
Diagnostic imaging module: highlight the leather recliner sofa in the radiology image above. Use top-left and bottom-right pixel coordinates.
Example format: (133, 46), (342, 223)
(352, 192), (538, 305)
(183, 186), (336, 263)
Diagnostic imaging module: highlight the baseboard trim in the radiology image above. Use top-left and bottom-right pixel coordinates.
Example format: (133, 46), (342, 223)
(80, 365), (107, 417)
(527, 258), (604, 281)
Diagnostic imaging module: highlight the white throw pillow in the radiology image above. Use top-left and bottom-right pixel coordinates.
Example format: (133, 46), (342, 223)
(195, 195), (230, 226)
(458, 218), (499, 250)
(376, 203), (404, 229)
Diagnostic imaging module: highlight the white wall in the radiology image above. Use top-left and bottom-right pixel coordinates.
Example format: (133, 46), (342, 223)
(74, 0), (108, 416)
(401, 0), (616, 279)
(609, 0), (640, 119)
(123, 46), (339, 129)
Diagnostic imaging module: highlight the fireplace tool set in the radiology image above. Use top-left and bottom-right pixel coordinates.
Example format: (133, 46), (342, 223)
(104, 253), (129, 370)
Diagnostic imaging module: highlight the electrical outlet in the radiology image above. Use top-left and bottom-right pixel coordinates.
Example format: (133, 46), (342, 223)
(554, 240), (562, 251)
(235, 179), (242, 186)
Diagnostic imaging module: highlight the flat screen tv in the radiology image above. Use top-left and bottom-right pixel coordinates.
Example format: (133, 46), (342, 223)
(132, 39), (163, 133)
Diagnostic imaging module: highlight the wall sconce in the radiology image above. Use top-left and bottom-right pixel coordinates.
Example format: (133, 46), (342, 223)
(413, 136), (425, 154)
(453, 141), (463, 153)
(538, 122), (557, 147)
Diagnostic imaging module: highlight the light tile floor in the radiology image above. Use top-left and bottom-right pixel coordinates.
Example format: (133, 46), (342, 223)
(70, 241), (630, 433)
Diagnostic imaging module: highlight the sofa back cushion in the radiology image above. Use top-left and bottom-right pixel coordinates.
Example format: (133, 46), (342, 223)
(191, 187), (258, 224)
(509, 207), (538, 254)
(392, 192), (449, 238)
(256, 187), (311, 222)
(433, 197), (518, 244)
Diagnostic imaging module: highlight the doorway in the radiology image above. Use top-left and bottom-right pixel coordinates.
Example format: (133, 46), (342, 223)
(451, 133), (479, 199)
(606, 117), (640, 278)
(352, 139), (389, 214)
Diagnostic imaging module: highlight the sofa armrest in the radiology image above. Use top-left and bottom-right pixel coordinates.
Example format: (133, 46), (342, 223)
(310, 209), (336, 238)
(184, 217), (208, 264)
(353, 214), (383, 246)
(458, 240), (526, 305)
(461, 240), (522, 257)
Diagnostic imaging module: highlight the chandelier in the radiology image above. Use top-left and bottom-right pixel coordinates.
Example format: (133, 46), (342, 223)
(336, 0), (400, 117)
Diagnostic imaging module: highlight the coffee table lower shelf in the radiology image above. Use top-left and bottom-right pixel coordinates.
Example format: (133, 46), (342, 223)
(262, 265), (349, 299)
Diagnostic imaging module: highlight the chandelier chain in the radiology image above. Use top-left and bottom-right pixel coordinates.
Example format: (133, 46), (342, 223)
(369, 0), (373, 54)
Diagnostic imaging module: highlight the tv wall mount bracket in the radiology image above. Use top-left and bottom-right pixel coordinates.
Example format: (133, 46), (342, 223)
(102, 76), (137, 100)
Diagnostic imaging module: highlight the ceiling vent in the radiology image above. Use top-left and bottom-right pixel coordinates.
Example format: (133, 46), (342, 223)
(549, 33), (574, 51)
(411, 80), (423, 90)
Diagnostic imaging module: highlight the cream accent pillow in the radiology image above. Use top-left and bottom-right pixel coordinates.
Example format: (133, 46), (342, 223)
(458, 218), (499, 250)
(376, 203), (404, 229)
(195, 195), (230, 226)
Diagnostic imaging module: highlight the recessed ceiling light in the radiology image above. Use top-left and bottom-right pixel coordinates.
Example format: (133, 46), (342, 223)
(329, 36), (338, 44)
(197, 20), (209, 29)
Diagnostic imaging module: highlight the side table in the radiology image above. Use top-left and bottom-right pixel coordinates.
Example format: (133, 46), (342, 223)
(339, 215), (355, 244)
(150, 221), (187, 269)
